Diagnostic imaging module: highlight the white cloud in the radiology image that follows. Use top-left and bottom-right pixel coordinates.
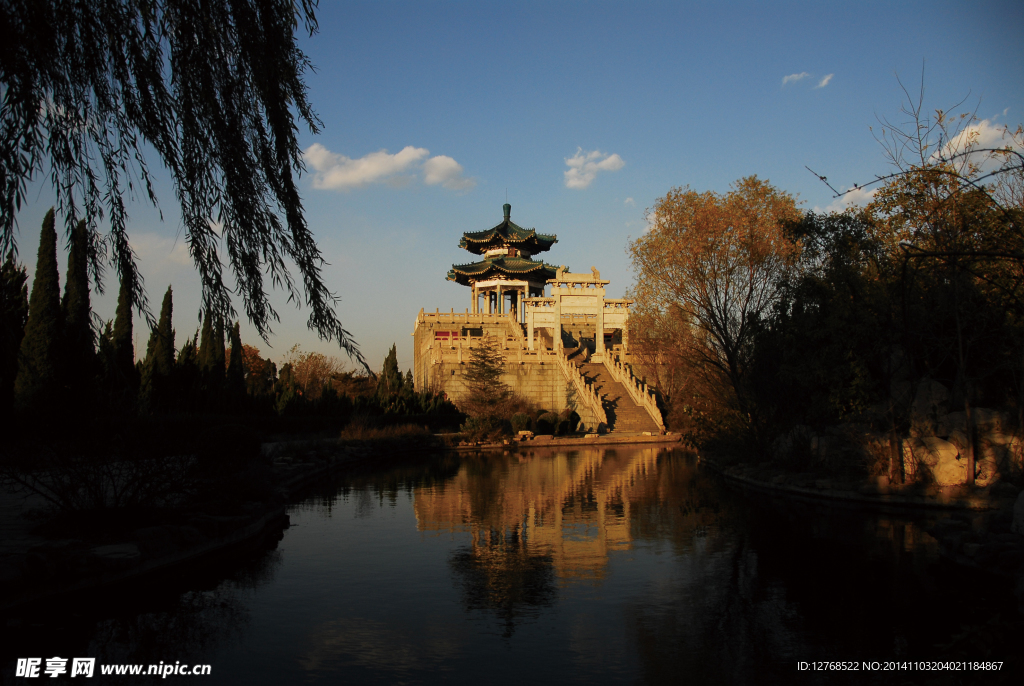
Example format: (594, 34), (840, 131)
(815, 74), (834, 88)
(131, 232), (193, 267)
(303, 144), (473, 191)
(824, 186), (877, 213)
(624, 197), (635, 207)
(938, 117), (1023, 166)
(423, 155), (475, 190)
(564, 148), (625, 189)
(782, 72), (809, 86)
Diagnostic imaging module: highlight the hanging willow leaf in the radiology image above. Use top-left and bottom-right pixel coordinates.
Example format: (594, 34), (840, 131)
(0, 0), (366, 368)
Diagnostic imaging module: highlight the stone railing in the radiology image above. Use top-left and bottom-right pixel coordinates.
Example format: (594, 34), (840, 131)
(556, 352), (607, 429)
(603, 355), (665, 433)
(428, 339), (556, 365)
(504, 313), (526, 345)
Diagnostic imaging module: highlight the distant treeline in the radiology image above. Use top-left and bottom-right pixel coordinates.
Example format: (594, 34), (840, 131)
(1, 209), (460, 437)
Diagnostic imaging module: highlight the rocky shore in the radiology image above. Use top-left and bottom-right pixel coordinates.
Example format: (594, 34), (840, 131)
(705, 456), (1024, 611)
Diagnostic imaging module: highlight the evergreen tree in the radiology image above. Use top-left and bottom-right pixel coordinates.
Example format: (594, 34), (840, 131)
(376, 344), (403, 400)
(175, 331), (200, 410)
(0, 252), (29, 412)
(111, 263), (138, 394)
(14, 209), (64, 412)
(227, 321), (245, 402)
(140, 286), (174, 410)
(62, 219), (96, 402)
(198, 309), (225, 403)
(462, 336), (509, 416)
(213, 316), (226, 379)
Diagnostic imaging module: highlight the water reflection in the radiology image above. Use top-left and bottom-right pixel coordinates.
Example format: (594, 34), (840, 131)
(416, 449), (661, 584)
(3, 447), (1020, 684)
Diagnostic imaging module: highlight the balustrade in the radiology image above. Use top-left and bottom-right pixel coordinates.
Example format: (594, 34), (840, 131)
(603, 355), (665, 433)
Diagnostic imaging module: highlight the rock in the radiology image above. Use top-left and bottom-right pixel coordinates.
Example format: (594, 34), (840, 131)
(90, 543), (141, 571)
(937, 411), (966, 437)
(1013, 492), (1024, 536)
(974, 408), (1010, 433)
(963, 542), (982, 557)
(910, 437), (966, 486)
(911, 378), (950, 435)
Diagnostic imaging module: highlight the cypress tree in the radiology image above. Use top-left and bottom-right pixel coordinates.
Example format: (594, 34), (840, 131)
(112, 264), (136, 387)
(0, 252), (29, 412)
(376, 344), (403, 400)
(14, 209), (64, 412)
(175, 331), (200, 410)
(140, 286), (174, 410)
(62, 219), (96, 402)
(227, 321), (245, 401)
(213, 316), (226, 382)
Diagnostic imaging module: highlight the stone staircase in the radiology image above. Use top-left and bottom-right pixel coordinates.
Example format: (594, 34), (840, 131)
(578, 363), (661, 434)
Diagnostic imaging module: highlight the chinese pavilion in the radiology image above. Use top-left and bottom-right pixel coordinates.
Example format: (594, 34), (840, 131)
(446, 203), (559, 319)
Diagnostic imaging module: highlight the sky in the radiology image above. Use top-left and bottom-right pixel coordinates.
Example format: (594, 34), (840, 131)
(11, 0), (1024, 375)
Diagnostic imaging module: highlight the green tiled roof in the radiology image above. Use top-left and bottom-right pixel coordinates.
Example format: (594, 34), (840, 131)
(446, 255), (560, 286)
(458, 204), (557, 255)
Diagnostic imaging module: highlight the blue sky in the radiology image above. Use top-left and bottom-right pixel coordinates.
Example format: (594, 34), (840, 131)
(12, 0), (1024, 374)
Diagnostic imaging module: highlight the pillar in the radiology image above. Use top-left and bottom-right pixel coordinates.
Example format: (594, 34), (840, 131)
(497, 284), (503, 315)
(553, 288), (562, 351)
(596, 297), (606, 356)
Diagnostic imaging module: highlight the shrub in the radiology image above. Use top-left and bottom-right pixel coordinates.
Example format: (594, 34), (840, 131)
(536, 412), (558, 435)
(511, 413), (530, 433)
(461, 415), (510, 442)
(559, 409), (581, 433)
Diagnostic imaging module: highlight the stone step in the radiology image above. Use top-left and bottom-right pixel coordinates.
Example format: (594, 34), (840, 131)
(579, 363), (660, 434)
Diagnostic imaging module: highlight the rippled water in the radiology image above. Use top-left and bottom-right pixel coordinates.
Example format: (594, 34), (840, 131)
(3, 448), (1021, 684)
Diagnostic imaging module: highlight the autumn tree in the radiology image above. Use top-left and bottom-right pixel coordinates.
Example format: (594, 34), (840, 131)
(241, 344), (276, 398)
(14, 209), (63, 412)
(628, 177), (801, 447)
(282, 344), (344, 402)
(1, 1), (365, 368)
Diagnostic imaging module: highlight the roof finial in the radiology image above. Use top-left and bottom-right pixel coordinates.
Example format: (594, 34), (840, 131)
(503, 203), (511, 220)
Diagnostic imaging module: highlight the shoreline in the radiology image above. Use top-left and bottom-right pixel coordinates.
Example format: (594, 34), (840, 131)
(703, 455), (1024, 608)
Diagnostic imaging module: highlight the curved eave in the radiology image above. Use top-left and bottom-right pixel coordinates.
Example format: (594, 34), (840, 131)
(458, 220), (558, 255)
(446, 258), (559, 286)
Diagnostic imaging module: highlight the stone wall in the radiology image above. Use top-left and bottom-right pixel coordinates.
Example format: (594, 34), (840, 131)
(423, 358), (603, 432)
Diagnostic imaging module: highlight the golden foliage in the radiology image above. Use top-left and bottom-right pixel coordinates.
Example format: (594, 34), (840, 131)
(627, 176), (801, 442)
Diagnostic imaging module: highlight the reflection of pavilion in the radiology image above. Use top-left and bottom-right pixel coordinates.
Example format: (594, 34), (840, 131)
(414, 449), (661, 583)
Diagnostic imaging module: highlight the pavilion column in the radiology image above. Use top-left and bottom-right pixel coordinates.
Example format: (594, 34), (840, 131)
(471, 285), (477, 314)
(497, 284), (503, 315)
(553, 289), (562, 351)
(596, 298), (606, 357)
(527, 305), (535, 350)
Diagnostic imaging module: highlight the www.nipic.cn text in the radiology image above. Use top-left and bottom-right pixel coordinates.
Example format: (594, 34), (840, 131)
(15, 658), (212, 678)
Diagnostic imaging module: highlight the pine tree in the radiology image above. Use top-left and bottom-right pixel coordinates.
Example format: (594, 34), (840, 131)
(0, 252), (29, 412)
(62, 219), (96, 402)
(140, 286), (174, 410)
(14, 209), (64, 412)
(463, 335), (509, 415)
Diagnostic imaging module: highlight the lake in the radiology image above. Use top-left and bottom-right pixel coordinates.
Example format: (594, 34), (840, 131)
(3, 447), (1020, 684)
